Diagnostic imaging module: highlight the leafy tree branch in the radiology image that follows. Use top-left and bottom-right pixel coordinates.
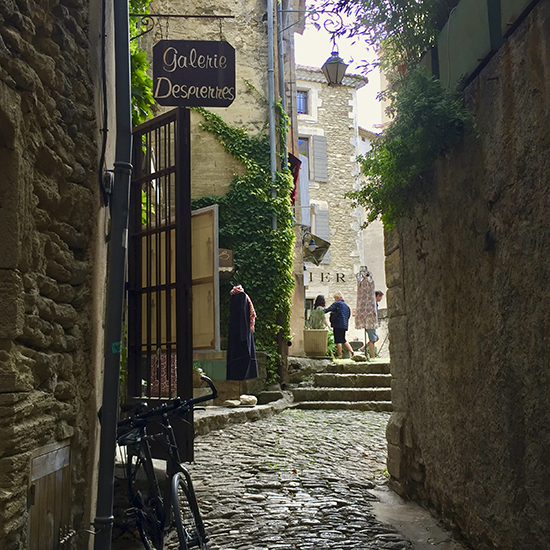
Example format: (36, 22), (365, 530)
(346, 67), (473, 229)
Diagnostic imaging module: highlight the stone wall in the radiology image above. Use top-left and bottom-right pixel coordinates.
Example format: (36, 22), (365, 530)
(307, 78), (360, 314)
(386, 1), (550, 548)
(0, 0), (106, 546)
(146, 0), (274, 199)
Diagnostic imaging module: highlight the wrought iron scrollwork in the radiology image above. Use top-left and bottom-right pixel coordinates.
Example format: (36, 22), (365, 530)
(129, 13), (236, 41)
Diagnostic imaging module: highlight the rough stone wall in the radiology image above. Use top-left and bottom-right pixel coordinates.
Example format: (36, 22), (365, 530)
(0, 0), (105, 546)
(386, 1), (550, 548)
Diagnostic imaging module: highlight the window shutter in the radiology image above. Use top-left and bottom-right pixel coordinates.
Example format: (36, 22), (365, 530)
(299, 155), (310, 227)
(312, 135), (328, 182)
(315, 207), (330, 264)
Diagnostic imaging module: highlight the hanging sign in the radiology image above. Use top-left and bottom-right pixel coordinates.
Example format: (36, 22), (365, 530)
(153, 40), (236, 107)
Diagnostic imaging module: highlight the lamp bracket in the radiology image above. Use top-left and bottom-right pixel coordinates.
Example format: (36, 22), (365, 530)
(279, 9), (344, 36)
(129, 13), (235, 41)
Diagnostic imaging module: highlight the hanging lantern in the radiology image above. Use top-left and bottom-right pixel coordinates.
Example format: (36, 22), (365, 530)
(321, 49), (348, 85)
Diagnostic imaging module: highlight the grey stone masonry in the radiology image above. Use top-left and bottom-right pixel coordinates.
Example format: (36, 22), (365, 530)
(287, 357), (393, 413)
(0, 0), (106, 546)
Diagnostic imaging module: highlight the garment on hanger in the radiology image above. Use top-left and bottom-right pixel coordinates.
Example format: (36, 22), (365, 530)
(226, 285), (258, 381)
(355, 267), (377, 329)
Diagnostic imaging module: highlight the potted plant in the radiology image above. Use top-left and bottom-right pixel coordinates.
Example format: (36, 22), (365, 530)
(303, 298), (329, 357)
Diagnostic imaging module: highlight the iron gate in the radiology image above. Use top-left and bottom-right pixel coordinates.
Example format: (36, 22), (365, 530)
(126, 107), (194, 460)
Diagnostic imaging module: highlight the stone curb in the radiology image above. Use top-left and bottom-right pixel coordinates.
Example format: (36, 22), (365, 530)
(193, 392), (294, 436)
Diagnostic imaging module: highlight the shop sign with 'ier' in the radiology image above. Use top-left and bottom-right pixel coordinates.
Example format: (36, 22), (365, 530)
(153, 40), (236, 107)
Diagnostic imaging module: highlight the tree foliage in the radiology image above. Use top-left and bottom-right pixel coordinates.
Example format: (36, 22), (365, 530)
(322, 0), (459, 73)
(346, 67), (473, 229)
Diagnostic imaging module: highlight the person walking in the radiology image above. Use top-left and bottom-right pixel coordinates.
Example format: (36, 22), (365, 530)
(324, 292), (355, 359)
(360, 290), (384, 358)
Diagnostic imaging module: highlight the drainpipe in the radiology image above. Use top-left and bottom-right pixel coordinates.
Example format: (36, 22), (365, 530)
(93, 0), (133, 545)
(267, 0), (278, 230)
(277, 0), (288, 169)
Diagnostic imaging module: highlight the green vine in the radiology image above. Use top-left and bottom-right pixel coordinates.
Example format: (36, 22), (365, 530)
(129, 0), (155, 126)
(192, 108), (295, 383)
(346, 67), (473, 230)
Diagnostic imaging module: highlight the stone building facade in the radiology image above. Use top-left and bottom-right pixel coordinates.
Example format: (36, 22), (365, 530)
(145, 0), (276, 199)
(295, 66), (387, 350)
(385, 0), (550, 548)
(141, 0), (309, 369)
(0, 0), (112, 547)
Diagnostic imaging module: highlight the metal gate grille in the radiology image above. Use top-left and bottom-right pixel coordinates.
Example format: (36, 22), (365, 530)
(126, 108), (193, 448)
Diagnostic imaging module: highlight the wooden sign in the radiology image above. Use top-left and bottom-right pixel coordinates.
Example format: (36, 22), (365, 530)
(153, 40), (236, 107)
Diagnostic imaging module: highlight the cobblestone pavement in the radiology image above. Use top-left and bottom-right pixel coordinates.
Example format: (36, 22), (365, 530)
(185, 409), (412, 550)
(113, 409), (465, 550)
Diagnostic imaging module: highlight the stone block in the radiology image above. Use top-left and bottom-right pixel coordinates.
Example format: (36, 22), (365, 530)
(390, 378), (408, 410)
(387, 442), (405, 479)
(0, 271), (24, 339)
(386, 412), (406, 445)
(386, 286), (405, 318)
(387, 316), (409, 371)
(384, 227), (400, 255)
(389, 477), (407, 497)
(385, 248), (402, 288)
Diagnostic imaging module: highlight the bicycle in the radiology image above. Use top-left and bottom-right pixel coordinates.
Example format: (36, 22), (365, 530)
(116, 374), (217, 550)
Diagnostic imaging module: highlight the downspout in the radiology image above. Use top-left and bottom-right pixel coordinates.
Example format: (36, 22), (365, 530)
(277, 0), (288, 169)
(93, 0), (133, 545)
(267, 0), (278, 230)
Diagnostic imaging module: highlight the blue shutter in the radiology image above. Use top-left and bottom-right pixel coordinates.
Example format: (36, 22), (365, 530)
(299, 154), (310, 227)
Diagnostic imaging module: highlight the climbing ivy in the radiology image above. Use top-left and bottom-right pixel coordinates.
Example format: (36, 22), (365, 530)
(346, 67), (473, 230)
(129, 0), (155, 126)
(192, 108), (296, 383)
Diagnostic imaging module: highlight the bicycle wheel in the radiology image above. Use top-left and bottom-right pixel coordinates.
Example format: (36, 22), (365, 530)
(126, 445), (165, 550)
(171, 470), (208, 549)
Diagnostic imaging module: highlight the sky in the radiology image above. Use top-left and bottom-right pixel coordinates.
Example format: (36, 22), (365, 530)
(294, 19), (383, 131)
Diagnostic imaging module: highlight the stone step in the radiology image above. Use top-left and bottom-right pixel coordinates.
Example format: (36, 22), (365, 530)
(314, 373), (391, 388)
(290, 400), (393, 412)
(324, 362), (391, 375)
(292, 387), (391, 403)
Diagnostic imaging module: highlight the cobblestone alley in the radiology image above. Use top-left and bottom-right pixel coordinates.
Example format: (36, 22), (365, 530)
(113, 408), (467, 550)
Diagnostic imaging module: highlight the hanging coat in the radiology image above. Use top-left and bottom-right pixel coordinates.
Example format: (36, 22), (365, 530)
(226, 289), (258, 380)
(355, 275), (377, 329)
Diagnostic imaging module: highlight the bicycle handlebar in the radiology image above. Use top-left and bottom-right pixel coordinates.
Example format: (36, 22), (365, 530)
(118, 375), (218, 427)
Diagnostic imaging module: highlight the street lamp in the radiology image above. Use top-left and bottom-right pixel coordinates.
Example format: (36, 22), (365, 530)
(307, 237), (318, 252)
(321, 44), (348, 85)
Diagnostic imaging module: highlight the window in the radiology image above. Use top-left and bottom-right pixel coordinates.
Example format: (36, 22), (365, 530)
(298, 136), (328, 183)
(296, 90), (308, 114)
(298, 137), (309, 159)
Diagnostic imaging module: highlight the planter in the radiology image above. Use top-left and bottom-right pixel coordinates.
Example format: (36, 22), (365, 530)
(303, 329), (328, 357)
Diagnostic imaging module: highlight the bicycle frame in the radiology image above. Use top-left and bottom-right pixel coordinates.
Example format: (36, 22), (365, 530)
(119, 375), (216, 549)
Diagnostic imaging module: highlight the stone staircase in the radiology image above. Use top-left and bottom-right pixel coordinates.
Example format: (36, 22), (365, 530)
(286, 357), (392, 412)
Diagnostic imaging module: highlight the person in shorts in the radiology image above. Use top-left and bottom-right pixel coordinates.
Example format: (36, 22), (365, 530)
(361, 290), (384, 357)
(324, 292), (355, 359)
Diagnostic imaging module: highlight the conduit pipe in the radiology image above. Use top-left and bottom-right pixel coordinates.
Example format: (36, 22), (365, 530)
(267, 0), (278, 230)
(277, 0), (288, 169)
(93, 0), (133, 546)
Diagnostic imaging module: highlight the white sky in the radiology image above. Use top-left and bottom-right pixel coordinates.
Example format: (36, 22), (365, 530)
(294, 21), (383, 131)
